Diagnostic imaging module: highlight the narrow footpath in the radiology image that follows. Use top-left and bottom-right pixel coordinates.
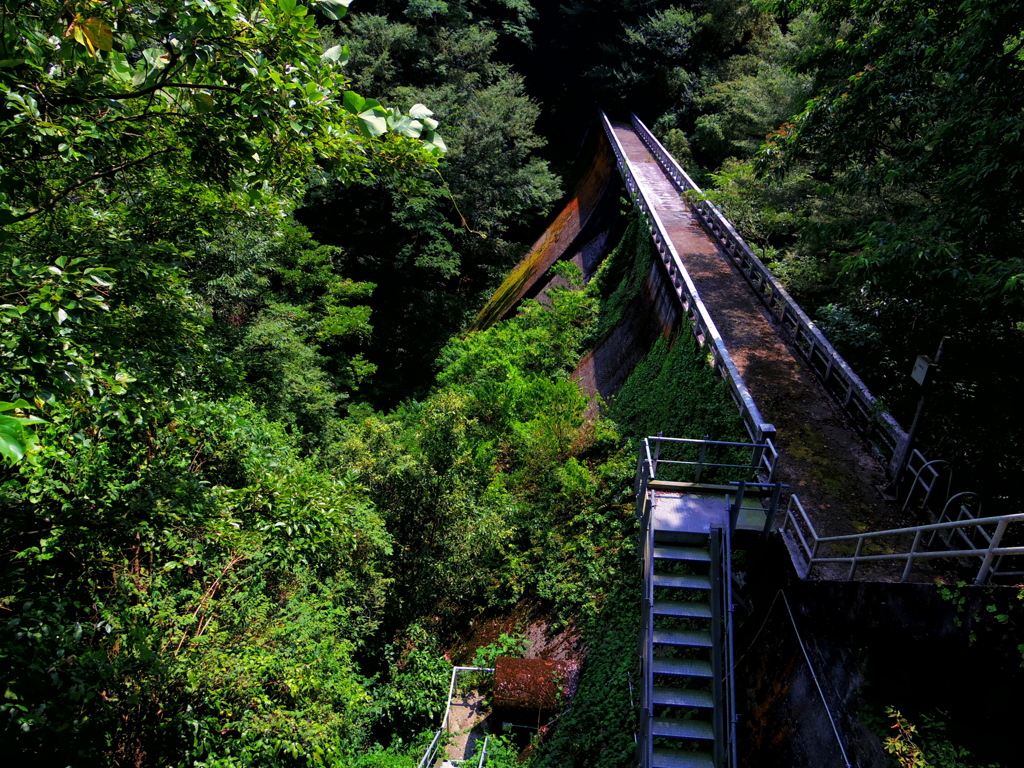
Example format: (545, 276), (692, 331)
(610, 122), (907, 543)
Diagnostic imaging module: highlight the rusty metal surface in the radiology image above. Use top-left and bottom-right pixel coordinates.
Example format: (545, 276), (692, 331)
(493, 658), (577, 710)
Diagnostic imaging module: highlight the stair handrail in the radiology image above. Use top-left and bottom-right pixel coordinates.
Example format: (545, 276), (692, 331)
(601, 112), (775, 445)
(418, 665), (497, 768)
(640, 436), (777, 485)
(710, 528), (725, 768)
(710, 527), (738, 768)
(417, 730), (443, 768)
(723, 523), (739, 768)
(781, 495), (1024, 583)
(638, 457), (655, 768)
(628, 113), (906, 468)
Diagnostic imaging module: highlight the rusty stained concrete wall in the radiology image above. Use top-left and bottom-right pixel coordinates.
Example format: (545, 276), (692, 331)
(471, 129), (621, 331)
(573, 249), (683, 409)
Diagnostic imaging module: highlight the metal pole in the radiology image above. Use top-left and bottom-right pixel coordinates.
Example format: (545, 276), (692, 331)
(887, 337), (948, 496)
(763, 483), (784, 538)
(901, 529), (923, 583)
(696, 435), (709, 483)
(976, 518), (1009, 584)
(848, 538), (864, 580)
(730, 481), (746, 535)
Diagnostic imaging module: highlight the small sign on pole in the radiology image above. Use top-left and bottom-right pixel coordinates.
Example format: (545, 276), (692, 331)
(911, 355), (936, 387)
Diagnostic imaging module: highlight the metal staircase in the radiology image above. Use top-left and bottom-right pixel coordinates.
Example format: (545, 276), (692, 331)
(636, 437), (759, 768)
(641, 525), (739, 768)
(647, 534), (720, 768)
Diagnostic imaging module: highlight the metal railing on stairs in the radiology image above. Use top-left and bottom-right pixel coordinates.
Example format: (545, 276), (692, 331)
(635, 436), (752, 768)
(710, 526), (739, 768)
(638, 467), (655, 768)
(634, 435), (778, 493)
(417, 666), (495, 768)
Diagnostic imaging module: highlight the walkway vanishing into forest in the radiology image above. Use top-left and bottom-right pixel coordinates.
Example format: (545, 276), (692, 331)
(603, 113), (1023, 588)
(604, 117), (900, 544)
(607, 115), (1024, 768)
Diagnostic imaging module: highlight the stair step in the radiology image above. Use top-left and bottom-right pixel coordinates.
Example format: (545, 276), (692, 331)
(652, 717), (715, 741)
(652, 749), (714, 768)
(653, 686), (714, 709)
(653, 629), (712, 648)
(654, 600), (712, 619)
(653, 546), (710, 563)
(653, 572), (711, 590)
(652, 657), (713, 678)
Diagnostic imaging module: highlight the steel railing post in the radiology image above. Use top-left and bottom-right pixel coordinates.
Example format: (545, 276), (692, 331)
(729, 481), (746, 535)
(848, 538), (865, 580)
(976, 518), (1010, 584)
(696, 437), (709, 483)
(901, 529), (923, 583)
(763, 483), (783, 538)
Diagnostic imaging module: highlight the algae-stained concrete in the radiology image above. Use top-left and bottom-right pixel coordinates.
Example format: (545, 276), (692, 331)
(471, 130), (620, 330)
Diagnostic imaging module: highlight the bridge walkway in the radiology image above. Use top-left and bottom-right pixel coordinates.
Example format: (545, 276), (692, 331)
(608, 121), (905, 545)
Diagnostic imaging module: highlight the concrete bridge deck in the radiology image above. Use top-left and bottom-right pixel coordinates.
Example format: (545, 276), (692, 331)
(608, 122), (905, 542)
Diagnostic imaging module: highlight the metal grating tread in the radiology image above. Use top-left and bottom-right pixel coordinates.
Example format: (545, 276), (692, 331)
(654, 600), (712, 619)
(653, 572), (711, 590)
(653, 546), (711, 563)
(653, 629), (712, 648)
(652, 657), (713, 678)
(652, 749), (714, 768)
(652, 717), (715, 741)
(653, 686), (714, 709)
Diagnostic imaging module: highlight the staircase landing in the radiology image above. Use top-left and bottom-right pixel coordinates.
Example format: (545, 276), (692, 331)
(650, 487), (765, 544)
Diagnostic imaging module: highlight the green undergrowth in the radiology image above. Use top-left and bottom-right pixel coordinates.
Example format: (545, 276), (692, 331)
(862, 706), (1002, 768)
(611, 333), (747, 481)
(587, 213), (656, 343)
(533, 583), (640, 768)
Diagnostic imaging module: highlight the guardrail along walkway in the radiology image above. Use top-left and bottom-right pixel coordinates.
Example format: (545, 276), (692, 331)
(605, 118), (903, 542)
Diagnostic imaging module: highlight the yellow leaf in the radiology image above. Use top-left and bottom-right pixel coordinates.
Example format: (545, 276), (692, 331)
(83, 18), (114, 53)
(65, 16), (113, 58)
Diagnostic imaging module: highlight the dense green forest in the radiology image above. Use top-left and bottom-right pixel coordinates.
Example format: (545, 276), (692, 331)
(2, 0), (1022, 765)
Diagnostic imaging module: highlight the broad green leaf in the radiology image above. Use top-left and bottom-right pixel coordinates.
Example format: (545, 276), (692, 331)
(322, 44), (347, 63)
(409, 103), (433, 119)
(390, 116), (422, 138)
(142, 47), (171, 71)
(109, 52), (133, 82)
(422, 130), (447, 154)
(0, 428), (26, 464)
(357, 110), (388, 138)
(342, 91), (365, 114)
(313, 0), (352, 20)
(0, 400), (32, 412)
(193, 91), (216, 112)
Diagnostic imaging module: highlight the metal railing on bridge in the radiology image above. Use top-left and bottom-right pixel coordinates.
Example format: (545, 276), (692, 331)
(601, 112), (775, 446)
(782, 494), (1024, 583)
(627, 113), (906, 466)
